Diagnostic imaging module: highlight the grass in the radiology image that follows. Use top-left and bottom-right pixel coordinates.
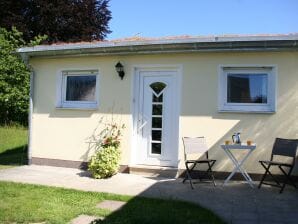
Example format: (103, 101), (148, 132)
(0, 126), (224, 223)
(0, 125), (28, 169)
(0, 181), (225, 224)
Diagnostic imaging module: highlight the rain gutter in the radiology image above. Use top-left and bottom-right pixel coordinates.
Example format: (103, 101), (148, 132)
(17, 35), (298, 59)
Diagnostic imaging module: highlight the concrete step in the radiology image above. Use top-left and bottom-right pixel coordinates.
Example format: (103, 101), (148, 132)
(129, 165), (180, 178)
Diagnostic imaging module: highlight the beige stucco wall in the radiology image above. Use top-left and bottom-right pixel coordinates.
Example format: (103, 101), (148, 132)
(30, 51), (298, 174)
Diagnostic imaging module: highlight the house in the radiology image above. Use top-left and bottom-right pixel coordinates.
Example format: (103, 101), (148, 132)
(18, 34), (298, 177)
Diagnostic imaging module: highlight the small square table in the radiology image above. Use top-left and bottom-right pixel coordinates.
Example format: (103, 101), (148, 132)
(221, 143), (256, 188)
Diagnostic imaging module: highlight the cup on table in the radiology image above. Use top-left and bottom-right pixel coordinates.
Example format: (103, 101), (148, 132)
(247, 140), (252, 146)
(225, 140), (231, 145)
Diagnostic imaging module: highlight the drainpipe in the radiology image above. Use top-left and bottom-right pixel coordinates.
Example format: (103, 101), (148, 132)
(27, 67), (34, 165)
(20, 53), (33, 165)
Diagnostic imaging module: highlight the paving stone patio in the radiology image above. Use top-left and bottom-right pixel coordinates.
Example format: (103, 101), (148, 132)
(0, 165), (297, 224)
(96, 200), (127, 212)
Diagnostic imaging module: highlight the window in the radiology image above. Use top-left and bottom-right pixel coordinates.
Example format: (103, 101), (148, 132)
(218, 66), (276, 112)
(57, 70), (99, 109)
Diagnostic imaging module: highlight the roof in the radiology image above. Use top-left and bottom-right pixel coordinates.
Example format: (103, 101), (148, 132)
(18, 33), (298, 58)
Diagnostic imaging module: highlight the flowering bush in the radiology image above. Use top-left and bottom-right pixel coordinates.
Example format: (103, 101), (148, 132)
(88, 117), (125, 179)
(100, 123), (125, 149)
(88, 146), (121, 179)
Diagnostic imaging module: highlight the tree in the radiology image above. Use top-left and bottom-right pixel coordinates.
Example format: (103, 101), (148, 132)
(0, 27), (46, 125)
(0, 0), (112, 43)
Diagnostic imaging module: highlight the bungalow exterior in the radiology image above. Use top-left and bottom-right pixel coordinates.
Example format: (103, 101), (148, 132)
(18, 34), (298, 177)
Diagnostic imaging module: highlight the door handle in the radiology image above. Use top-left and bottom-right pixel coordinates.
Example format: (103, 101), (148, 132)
(137, 114), (148, 133)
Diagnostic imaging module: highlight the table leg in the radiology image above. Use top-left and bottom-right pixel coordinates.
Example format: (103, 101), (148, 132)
(228, 149), (253, 183)
(223, 148), (254, 187)
(223, 149), (249, 184)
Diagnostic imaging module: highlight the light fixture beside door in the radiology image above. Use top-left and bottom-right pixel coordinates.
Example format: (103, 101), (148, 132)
(115, 61), (125, 80)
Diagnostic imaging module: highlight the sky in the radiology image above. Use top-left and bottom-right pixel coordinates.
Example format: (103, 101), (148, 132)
(107, 0), (298, 40)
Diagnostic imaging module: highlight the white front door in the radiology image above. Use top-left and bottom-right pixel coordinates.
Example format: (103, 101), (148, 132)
(134, 69), (180, 167)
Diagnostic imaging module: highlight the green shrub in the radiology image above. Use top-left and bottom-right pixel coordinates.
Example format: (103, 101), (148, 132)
(88, 146), (121, 179)
(88, 115), (125, 179)
(0, 27), (47, 126)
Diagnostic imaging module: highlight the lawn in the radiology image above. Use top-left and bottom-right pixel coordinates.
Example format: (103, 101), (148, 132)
(0, 125), (28, 169)
(0, 126), (225, 223)
(0, 181), (225, 224)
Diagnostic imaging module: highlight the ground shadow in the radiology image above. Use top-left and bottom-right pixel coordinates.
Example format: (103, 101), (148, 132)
(0, 145), (28, 166)
(88, 175), (298, 224)
(92, 193), (225, 224)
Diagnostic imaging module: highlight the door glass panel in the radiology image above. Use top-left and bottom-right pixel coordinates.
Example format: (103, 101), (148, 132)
(150, 81), (166, 155)
(152, 117), (162, 128)
(152, 105), (162, 115)
(152, 94), (163, 102)
(152, 130), (162, 141)
(151, 143), (161, 154)
(150, 82), (166, 95)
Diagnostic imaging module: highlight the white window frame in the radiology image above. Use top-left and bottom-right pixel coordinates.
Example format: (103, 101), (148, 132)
(56, 70), (100, 109)
(218, 65), (277, 113)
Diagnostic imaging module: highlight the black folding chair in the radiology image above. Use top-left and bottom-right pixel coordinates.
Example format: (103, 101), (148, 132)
(182, 137), (216, 189)
(258, 138), (298, 193)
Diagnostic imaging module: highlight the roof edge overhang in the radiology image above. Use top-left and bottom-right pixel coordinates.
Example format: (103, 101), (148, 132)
(17, 36), (298, 59)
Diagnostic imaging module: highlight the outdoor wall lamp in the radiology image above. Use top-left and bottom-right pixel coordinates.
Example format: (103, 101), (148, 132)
(115, 61), (125, 80)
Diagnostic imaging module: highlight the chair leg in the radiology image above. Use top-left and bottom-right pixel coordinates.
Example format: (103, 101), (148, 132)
(258, 162), (270, 189)
(207, 161), (216, 187)
(259, 162), (283, 189)
(182, 162), (190, 183)
(184, 161), (217, 188)
(184, 162), (196, 189)
(279, 166), (296, 193)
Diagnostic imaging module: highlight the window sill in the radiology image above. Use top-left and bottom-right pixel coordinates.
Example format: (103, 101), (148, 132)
(56, 106), (98, 111)
(218, 109), (275, 114)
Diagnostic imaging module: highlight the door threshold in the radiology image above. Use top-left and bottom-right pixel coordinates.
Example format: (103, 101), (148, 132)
(129, 164), (179, 178)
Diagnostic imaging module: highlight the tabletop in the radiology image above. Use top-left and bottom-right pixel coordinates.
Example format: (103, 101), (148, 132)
(220, 143), (256, 150)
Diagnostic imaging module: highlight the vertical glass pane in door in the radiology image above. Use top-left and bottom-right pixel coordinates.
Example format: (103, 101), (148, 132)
(152, 117), (162, 128)
(152, 105), (162, 115)
(150, 82), (166, 155)
(152, 130), (162, 141)
(152, 94), (163, 102)
(150, 82), (166, 95)
(151, 143), (161, 154)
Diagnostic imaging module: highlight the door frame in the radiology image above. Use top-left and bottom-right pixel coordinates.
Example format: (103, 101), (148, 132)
(131, 64), (182, 167)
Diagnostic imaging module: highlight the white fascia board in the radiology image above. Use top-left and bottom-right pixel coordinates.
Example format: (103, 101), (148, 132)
(17, 34), (298, 55)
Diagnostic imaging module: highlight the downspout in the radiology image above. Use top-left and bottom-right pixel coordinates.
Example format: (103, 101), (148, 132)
(20, 53), (33, 165)
(28, 67), (34, 165)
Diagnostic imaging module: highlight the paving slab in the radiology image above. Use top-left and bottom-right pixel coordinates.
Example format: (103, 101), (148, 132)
(96, 200), (126, 211)
(70, 215), (103, 224)
(0, 165), (297, 224)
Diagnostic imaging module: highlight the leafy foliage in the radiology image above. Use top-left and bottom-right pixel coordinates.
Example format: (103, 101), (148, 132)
(0, 27), (46, 125)
(0, 27), (29, 125)
(88, 116), (125, 178)
(0, 0), (112, 43)
(88, 146), (121, 179)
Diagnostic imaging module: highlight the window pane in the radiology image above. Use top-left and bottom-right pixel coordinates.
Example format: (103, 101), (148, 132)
(151, 143), (161, 154)
(152, 117), (162, 128)
(227, 74), (267, 103)
(152, 105), (163, 115)
(152, 94), (163, 102)
(152, 130), (162, 141)
(150, 82), (166, 95)
(66, 75), (96, 101)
